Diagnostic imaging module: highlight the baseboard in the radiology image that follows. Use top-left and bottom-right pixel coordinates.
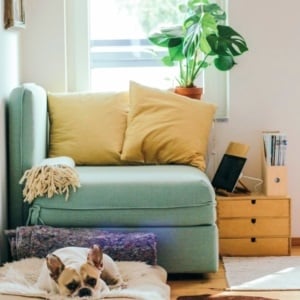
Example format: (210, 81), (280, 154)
(292, 237), (300, 246)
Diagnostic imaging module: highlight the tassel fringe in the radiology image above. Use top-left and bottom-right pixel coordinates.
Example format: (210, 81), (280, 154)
(19, 165), (81, 203)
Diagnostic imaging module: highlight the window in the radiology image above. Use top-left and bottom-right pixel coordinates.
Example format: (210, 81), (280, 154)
(89, 0), (184, 91)
(65, 0), (229, 119)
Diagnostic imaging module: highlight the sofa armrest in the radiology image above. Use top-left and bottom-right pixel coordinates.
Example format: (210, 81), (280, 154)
(8, 83), (48, 228)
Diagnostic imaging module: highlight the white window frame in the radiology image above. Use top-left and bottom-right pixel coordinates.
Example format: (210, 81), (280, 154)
(65, 0), (229, 120)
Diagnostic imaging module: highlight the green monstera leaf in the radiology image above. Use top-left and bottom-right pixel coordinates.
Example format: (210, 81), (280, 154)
(214, 55), (235, 71)
(206, 25), (248, 71)
(207, 25), (248, 57)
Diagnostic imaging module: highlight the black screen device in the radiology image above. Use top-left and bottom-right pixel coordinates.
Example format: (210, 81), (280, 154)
(212, 154), (247, 192)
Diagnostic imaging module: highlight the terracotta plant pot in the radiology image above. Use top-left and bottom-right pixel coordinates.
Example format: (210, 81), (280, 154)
(174, 86), (203, 100)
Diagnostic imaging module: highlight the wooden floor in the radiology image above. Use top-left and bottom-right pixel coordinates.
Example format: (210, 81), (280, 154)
(168, 246), (300, 300)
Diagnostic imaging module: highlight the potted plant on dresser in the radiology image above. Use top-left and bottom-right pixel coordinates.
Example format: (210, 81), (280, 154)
(148, 0), (248, 99)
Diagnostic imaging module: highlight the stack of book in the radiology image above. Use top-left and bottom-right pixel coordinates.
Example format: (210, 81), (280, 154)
(262, 131), (287, 166)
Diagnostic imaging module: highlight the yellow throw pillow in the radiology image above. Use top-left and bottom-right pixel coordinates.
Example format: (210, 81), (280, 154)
(48, 91), (129, 165)
(121, 81), (217, 171)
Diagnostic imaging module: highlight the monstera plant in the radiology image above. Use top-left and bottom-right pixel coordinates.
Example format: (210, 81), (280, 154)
(148, 0), (248, 98)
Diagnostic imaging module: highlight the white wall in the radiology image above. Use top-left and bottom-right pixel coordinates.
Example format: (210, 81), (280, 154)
(0, 0), (20, 262)
(216, 0), (300, 236)
(20, 0), (67, 91)
(19, 0), (300, 236)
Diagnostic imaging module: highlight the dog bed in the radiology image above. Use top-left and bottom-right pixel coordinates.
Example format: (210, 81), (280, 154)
(5, 225), (157, 265)
(0, 257), (170, 300)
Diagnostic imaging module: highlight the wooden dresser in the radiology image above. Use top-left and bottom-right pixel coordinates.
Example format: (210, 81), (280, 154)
(217, 194), (291, 256)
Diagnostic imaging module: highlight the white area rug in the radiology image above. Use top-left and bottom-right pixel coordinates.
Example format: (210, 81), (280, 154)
(223, 256), (300, 291)
(0, 257), (170, 300)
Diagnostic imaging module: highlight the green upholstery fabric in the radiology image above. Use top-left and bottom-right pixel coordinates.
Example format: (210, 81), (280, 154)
(7, 84), (219, 274)
(94, 226), (219, 274)
(29, 165), (215, 226)
(8, 83), (48, 227)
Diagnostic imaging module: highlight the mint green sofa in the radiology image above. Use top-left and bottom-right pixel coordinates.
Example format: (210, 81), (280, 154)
(7, 83), (218, 273)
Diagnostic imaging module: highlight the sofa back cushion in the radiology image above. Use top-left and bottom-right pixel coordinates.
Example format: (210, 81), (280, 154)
(48, 91), (129, 165)
(121, 81), (217, 171)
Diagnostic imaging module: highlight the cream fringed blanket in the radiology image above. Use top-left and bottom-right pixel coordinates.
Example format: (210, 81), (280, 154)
(19, 156), (80, 203)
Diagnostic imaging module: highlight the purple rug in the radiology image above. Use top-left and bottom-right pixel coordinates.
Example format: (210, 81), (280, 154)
(5, 225), (157, 265)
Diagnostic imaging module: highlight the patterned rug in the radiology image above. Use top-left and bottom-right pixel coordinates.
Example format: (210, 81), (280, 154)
(177, 295), (277, 300)
(5, 225), (157, 265)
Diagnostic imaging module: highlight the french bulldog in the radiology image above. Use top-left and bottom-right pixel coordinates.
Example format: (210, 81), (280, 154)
(36, 244), (125, 298)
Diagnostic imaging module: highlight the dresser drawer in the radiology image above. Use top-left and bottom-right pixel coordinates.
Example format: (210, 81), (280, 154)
(220, 237), (290, 256)
(218, 199), (289, 218)
(218, 217), (290, 237)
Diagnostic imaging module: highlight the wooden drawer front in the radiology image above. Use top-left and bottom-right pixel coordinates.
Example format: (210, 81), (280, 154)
(218, 199), (289, 218)
(218, 218), (290, 238)
(220, 237), (290, 256)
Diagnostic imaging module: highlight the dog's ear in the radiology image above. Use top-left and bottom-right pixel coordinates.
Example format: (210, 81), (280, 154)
(46, 254), (65, 282)
(87, 244), (103, 270)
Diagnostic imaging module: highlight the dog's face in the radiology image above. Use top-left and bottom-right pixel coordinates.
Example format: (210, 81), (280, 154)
(46, 245), (104, 297)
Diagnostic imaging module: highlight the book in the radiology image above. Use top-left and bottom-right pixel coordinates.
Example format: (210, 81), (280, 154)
(262, 131), (287, 166)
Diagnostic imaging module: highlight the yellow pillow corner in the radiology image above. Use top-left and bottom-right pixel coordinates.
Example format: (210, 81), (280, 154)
(121, 81), (217, 171)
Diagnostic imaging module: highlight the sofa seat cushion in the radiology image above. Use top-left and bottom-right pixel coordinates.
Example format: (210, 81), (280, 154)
(28, 165), (216, 227)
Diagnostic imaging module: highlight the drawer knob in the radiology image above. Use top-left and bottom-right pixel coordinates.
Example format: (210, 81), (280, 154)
(251, 237), (256, 243)
(251, 199), (256, 204)
(251, 218), (256, 224)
